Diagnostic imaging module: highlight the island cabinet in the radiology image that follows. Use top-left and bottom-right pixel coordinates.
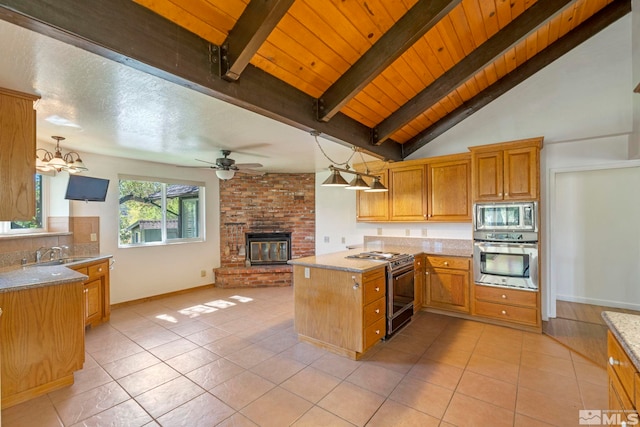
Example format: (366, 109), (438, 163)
(70, 259), (111, 326)
(293, 265), (386, 359)
(426, 155), (472, 222)
(473, 285), (540, 330)
(0, 87), (40, 221)
(607, 331), (639, 424)
(424, 255), (470, 314)
(355, 169), (389, 221)
(388, 163), (427, 221)
(0, 280), (85, 409)
(470, 137), (542, 202)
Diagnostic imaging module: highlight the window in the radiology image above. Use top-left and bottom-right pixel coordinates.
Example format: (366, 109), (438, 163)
(118, 176), (204, 247)
(0, 174), (45, 233)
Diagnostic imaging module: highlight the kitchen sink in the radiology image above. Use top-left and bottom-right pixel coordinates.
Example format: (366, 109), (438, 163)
(27, 257), (95, 267)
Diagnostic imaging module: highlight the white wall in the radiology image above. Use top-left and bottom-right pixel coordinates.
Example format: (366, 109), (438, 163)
(63, 151), (220, 304)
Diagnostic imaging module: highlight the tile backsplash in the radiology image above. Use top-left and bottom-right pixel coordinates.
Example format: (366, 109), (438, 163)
(0, 216), (100, 267)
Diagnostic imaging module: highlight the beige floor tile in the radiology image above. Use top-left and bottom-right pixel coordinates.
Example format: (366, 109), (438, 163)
(134, 376), (205, 419)
(573, 356), (608, 386)
(241, 387), (313, 427)
(366, 399), (440, 427)
(225, 343), (277, 369)
(382, 332), (435, 355)
(215, 412), (259, 427)
(281, 366), (341, 403)
(123, 325), (182, 350)
(407, 357), (464, 390)
(48, 364), (113, 403)
(579, 379), (608, 410)
(166, 319), (212, 337)
(210, 370), (276, 410)
(203, 334), (253, 357)
(389, 376), (453, 419)
(2, 394), (63, 427)
(117, 363), (180, 397)
(465, 352), (520, 384)
(185, 326), (232, 346)
(455, 370), (517, 410)
(165, 347), (220, 374)
(250, 353), (307, 384)
(513, 413), (557, 426)
(366, 347), (422, 374)
(280, 341), (328, 365)
(521, 350), (577, 378)
(422, 342), (473, 369)
(518, 366), (583, 405)
(101, 350), (162, 380)
(311, 352), (362, 379)
(291, 406), (354, 426)
(68, 399), (152, 427)
(89, 337), (145, 365)
(515, 385), (583, 426)
(156, 392), (235, 427)
(345, 363), (405, 397)
(53, 381), (130, 426)
(147, 337), (199, 360)
(317, 382), (385, 426)
(186, 358), (246, 390)
(523, 333), (572, 360)
(443, 393), (514, 427)
(255, 328), (300, 353)
(473, 338), (522, 364)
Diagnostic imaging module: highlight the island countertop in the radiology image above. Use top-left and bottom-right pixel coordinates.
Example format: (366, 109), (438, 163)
(602, 311), (640, 371)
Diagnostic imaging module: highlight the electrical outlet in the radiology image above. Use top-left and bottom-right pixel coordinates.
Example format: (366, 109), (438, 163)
(377, 228), (382, 236)
(324, 236), (330, 243)
(200, 270), (206, 277)
(90, 233), (97, 242)
(304, 267), (310, 279)
(405, 229), (411, 236)
(341, 237), (346, 244)
(422, 228), (428, 237)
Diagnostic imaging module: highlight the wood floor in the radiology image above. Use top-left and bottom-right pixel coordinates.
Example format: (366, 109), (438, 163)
(543, 300), (640, 368)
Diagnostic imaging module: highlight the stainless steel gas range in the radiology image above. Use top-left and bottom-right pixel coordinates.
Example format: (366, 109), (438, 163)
(345, 251), (415, 338)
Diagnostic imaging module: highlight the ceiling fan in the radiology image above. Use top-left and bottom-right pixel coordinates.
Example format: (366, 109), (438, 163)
(194, 150), (264, 180)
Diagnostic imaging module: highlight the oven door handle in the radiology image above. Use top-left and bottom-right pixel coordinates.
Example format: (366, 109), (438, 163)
(474, 241), (538, 249)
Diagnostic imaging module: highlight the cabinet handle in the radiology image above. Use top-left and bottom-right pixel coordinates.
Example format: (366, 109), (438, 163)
(84, 289), (88, 294)
(443, 262), (449, 266)
(0, 307), (3, 316)
(375, 330), (380, 335)
(375, 287), (380, 292)
(375, 309), (380, 314)
(352, 276), (359, 290)
(98, 267), (103, 272)
(499, 193), (503, 196)
(609, 356), (620, 366)
(501, 294), (507, 299)
(501, 310), (507, 315)
(425, 272), (429, 276)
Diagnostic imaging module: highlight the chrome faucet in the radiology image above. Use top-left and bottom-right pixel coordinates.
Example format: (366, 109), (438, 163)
(36, 246), (64, 262)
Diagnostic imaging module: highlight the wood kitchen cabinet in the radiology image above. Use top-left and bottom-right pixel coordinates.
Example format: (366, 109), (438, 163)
(388, 163), (427, 221)
(426, 154), (471, 221)
(470, 137), (542, 202)
(356, 169), (389, 221)
(413, 255), (424, 312)
(607, 331), (638, 423)
(0, 88), (40, 221)
(70, 258), (111, 327)
(473, 285), (540, 330)
(293, 265), (386, 359)
(424, 255), (470, 314)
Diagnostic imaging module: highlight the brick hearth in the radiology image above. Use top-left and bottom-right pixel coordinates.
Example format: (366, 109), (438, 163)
(214, 173), (315, 288)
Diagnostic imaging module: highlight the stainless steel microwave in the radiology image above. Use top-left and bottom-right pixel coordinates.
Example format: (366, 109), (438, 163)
(473, 201), (537, 232)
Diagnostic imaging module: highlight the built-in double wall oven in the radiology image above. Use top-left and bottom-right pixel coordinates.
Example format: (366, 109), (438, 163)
(473, 202), (539, 291)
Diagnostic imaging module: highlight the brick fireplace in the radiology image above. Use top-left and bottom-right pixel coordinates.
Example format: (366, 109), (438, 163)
(214, 173), (315, 288)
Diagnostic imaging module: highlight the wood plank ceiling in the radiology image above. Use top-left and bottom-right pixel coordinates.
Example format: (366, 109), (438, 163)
(0, 0), (631, 161)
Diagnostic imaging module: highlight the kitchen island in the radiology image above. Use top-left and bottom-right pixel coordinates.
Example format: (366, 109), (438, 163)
(0, 263), (88, 408)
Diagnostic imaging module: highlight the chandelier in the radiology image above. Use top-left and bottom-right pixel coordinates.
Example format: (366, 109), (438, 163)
(36, 136), (88, 174)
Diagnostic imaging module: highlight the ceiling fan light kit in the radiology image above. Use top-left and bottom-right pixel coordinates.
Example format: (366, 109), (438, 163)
(36, 136), (88, 174)
(216, 169), (235, 180)
(192, 150), (263, 180)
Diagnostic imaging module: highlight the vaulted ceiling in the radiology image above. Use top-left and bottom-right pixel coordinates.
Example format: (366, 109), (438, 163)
(0, 0), (631, 162)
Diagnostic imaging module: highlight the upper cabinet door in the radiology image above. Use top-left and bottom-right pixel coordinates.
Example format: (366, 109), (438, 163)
(0, 88), (39, 220)
(427, 157), (471, 221)
(472, 150), (504, 201)
(356, 170), (388, 221)
(389, 164), (427, 221)
(503, 146), (539, 200)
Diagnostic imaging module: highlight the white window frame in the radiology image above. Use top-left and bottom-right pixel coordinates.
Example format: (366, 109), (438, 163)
(118, 175), (205, 248)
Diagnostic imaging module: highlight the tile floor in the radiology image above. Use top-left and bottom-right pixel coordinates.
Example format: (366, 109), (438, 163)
(3, 286), (608, 426)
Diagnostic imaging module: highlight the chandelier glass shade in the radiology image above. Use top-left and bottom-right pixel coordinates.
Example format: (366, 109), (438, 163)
(35, 136), (88, 173)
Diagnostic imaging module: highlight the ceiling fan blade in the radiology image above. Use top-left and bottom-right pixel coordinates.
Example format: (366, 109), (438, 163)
(237, 169), (265, 175)
(195, 158), (219, 166)
(235, 163), (263, 169)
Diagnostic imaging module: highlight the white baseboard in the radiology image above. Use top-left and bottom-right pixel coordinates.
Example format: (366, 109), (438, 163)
(556, 294), (640, 311)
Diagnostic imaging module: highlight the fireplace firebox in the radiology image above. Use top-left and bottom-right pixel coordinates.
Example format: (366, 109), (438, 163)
(246, 232), (292, 266)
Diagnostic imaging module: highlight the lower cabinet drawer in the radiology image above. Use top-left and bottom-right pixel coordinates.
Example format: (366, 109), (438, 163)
(608, 331), (637, 402)
(88, 261), (108, 280)
(475, 285), (537, 307)
(364, 317), (386, 350)
(363, 297), (385, 327)
(474, 300), (538, 325)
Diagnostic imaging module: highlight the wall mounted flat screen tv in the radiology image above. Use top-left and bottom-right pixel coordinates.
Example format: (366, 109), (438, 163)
(65, 175), (110, 202)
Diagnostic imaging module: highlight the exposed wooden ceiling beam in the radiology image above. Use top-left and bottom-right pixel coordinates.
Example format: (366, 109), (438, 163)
(316, 0), (461, 122)
(402, 0), (632, 158)
(374, 0), (574, 145)
(220, 0), (294, 81)
(0, 0), (403, 161)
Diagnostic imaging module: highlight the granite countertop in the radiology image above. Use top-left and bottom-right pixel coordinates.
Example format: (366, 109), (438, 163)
(602, 311), (640, 371)
(0, 254), (112, 293)
(288, 240), (473, 273)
